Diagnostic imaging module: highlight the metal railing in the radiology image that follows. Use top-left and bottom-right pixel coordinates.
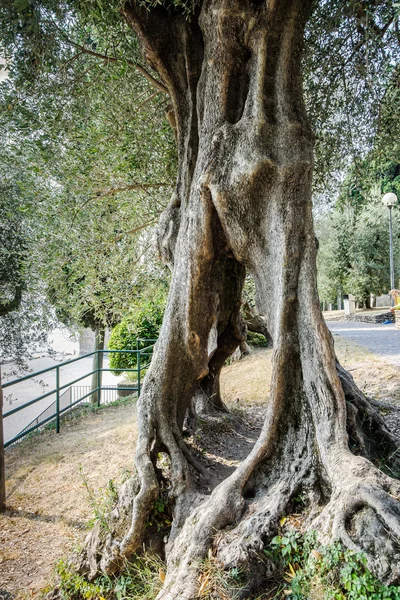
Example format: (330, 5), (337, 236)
(18, 384), (123, 440)
(1, 340), (156, 449)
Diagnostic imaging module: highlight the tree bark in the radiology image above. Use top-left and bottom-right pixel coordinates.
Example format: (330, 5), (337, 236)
(90, 324), (105, 405)
(0, 369), (6, 512)
(242, 300), (272, 344)
(0, 285), (22, 317)
(79, 1), (400, 595)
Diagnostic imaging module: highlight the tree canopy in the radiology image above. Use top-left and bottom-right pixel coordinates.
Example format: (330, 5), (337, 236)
(0, 2), (176, 362)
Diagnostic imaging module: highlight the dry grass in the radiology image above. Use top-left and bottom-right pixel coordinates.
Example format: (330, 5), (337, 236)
(221, 339), (400, 409)
(1, 402), (138, 598)
(1, 337), (399, 598)
(333, 336), (400, 404)
(221, 348), (273, 406)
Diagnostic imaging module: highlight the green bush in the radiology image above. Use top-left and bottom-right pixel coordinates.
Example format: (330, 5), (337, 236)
(108, 298), (165, 374)
(265, 531), (400, 599)
(247, 331), (269, 347)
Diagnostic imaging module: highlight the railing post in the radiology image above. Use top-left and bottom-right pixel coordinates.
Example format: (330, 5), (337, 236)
(97, 351), (101, 407)
(137, 348), (141, 398)
(56, 366), (60, 434)
(0, 367), (6, 511)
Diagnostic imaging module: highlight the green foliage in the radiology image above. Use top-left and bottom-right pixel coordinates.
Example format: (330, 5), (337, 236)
(54, 532), (400, 600)
(55, 554), (164, 600)
(0, 180), (25, 315)
(0, 0), (176, 355)
(79, 467), (118, 532)
(265, 531), (400, 600)
(145, 496), (172, 535)
(138, 0), (199, 18)
(108, 293), (166, 373)
(316, 59), (400, 303)
(304, 0), (400, 201)
(247, 332), (269, 347)
(317, 161), (400, 304)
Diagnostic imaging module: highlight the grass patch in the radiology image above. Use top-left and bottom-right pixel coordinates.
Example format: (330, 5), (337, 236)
(79, 468), (119, 532)
(37, 395), (137, 435)
(53, 554), (165, 600)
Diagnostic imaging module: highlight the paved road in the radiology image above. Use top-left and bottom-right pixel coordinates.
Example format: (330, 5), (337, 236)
(327, 321), (400, 367)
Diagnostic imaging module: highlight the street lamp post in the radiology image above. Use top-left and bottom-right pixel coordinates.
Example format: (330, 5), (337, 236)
(382, 192), (398, 304)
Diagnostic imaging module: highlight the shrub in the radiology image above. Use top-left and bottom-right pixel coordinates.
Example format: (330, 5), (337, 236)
(108, 297), (165, 374)
(247, 331), (269, 347)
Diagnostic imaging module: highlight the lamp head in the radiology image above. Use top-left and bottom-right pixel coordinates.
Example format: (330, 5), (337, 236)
(382, 192), (398, 208)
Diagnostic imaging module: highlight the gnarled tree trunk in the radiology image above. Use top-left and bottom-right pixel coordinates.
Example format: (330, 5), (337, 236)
(80, 1), (400, 596)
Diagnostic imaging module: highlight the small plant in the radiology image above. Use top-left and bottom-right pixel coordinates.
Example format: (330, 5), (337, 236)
(247, 332), (269, 347)
(55, 554), (165, 600)
(264, 531), (400, 599)
(79, 468), (118, 532)
(145, 496), (172, 535)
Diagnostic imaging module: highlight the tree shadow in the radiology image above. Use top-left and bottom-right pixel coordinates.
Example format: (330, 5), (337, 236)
(3, 506), (86, 530)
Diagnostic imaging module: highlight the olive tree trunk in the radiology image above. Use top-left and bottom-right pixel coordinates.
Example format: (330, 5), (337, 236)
(80, 1), (400, 596)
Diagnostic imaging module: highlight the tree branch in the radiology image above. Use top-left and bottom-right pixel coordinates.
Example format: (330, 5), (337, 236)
(112, 220), (157, 242)
(354, 2), (396, 39)
(137, 91), (159, 110)
(93, 182), (170, 198)
(72, 182), (170, 222)
(73, 42), (168, 94)
(52, 21), (169, 95)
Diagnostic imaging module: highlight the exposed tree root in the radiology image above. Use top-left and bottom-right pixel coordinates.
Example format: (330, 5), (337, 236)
(337, 363), (400, 467)
(311, 458), (400, 583)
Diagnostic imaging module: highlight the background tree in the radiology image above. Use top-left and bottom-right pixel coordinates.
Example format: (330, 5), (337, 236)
(317, 160), (400, 307)
(0, 9), (175, 367)
(108, 278), (168, 374)
(316, 35), (400, 307)
(0, 133), (56, 368)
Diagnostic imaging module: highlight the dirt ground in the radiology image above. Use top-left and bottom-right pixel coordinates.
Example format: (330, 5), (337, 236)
(1, 339), (399, 599)
(1, 403), (138, 598)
